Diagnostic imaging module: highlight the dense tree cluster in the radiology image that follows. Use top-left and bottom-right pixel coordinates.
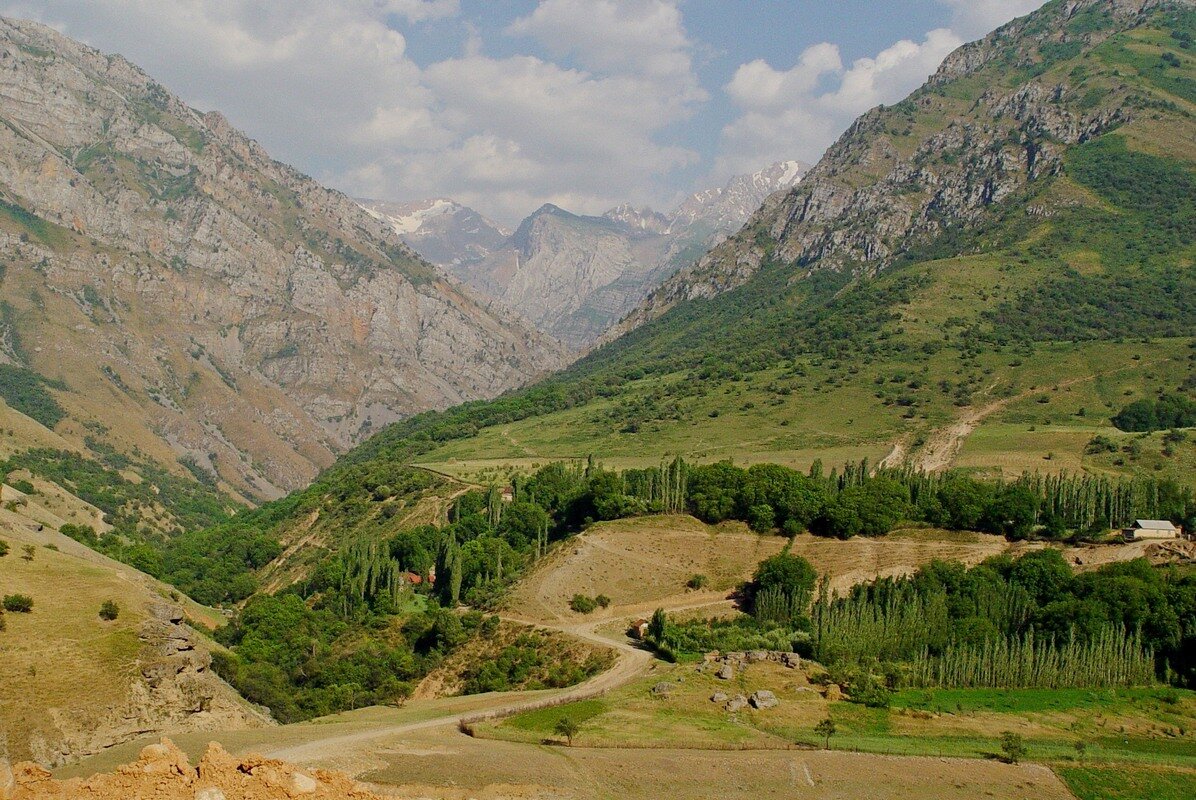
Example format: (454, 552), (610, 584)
(1113, 394), (1196, 432)
(650, 551), (1196, 692)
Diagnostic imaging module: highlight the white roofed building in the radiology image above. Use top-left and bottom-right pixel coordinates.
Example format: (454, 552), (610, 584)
(1122, 520), (1181, 541)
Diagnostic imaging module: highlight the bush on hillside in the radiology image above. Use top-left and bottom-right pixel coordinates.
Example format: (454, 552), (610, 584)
(99, 600), (120, 621)
(3, 594), (33, 613)
(569, 594), (597, 614)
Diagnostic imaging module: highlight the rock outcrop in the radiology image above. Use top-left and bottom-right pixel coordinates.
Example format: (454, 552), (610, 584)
(0, 16), (563, 497)
(24, 604), (270, 768)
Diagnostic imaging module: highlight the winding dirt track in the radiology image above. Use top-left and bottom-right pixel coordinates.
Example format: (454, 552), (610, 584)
(263, 594), (730, 764)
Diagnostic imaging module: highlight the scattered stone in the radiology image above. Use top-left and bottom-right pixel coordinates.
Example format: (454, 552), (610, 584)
(710, 692), (728, 703)
(824, 683), (843, 702)
(725, 694), (749, 713)
(781, 652), (801, 669)
(651, 682), (673, 696)
(746, 650), (769, 664)
(750, 690), (778, 709)
(716, 664), (734, 680)
(194, 789), (225, 800)
(288, 772), (319, 795)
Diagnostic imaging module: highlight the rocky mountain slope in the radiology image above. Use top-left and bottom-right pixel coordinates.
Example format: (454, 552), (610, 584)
(619, 0), (1187, 331)
(362, 161), (805, 349)
(0, 16), (562, 499)
(336, 0), (1195, 483)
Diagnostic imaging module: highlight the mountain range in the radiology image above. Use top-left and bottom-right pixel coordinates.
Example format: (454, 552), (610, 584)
(0, 17), (561, 499)
(361, 161), (805, 349)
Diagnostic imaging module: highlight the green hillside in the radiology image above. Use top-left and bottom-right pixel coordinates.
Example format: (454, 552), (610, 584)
(335, 1), (1195, 486)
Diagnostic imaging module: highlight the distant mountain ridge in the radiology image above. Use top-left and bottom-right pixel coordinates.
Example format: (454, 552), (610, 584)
(0, 16), (562, 498)
(361, 197), (509, 271)
(361, 160), (806, 349)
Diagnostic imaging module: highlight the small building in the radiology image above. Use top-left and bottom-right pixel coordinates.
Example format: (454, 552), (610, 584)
(629, 619), (649, 639)
(501, 485), (515, 503)
(404, 572), (423, 586)
(1123, 520), (1181, 541)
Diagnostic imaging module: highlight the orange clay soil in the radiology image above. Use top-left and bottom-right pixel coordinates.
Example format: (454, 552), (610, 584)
(2, 738), (389, 800)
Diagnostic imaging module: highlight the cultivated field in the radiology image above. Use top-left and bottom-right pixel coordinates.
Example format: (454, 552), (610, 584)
(504, 515), (787, 623)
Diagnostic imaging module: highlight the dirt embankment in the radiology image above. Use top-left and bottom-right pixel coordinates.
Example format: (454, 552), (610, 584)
(1, 738), (388, 800)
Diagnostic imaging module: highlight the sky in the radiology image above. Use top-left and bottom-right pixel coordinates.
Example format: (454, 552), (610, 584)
(2, 1), (1045, 225)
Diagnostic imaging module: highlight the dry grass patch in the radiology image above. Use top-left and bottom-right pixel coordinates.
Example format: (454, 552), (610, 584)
(0, 541), (147, 761)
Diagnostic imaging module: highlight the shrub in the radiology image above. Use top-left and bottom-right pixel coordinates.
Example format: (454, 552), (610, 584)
(569, 594), (597, 614)
(3, 594), (33, 613)
(814, 718), (836, 749)
(1000, 731), (1027, 764)
(20, 544), (35, 561)
(99, 600), (120, 621)
(554, 716), (580, 746)
(0, 539), (8, 557)
(687, 574), (709, 590)
(594, 594), (611, 609)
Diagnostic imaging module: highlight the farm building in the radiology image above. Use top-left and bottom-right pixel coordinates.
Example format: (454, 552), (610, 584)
(1122, 520), (1181, 541)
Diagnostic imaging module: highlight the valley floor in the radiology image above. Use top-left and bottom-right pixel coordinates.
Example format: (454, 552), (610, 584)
(52, 519), (1196, 799)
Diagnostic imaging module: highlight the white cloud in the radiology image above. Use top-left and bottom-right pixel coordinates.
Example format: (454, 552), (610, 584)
(380, 0), (460, 24)
(507, 0), (696, 87)
(939, 0), (1046, 39)
(713, 1), (1046, 180)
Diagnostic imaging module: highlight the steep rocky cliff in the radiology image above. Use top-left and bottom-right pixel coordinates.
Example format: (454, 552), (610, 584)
(0, 17), (562, 497)
(618, 0), (1183, 331)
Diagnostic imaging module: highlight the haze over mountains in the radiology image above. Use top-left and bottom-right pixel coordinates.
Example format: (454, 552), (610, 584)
(361, 161), (805, 348)
(0, 17), (561, 498)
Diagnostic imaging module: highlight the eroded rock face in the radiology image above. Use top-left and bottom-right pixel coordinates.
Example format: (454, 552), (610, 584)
(3, 738), (387, 800)
(615, 0), (1167, 334)
(0, 17), (563, 496)
(24, 606), (270, 768)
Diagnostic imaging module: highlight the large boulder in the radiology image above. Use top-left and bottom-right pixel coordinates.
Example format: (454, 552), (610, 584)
(750, 690), (778, 710)
(725, 694), (749, 713)
(716, 664), (734, 680)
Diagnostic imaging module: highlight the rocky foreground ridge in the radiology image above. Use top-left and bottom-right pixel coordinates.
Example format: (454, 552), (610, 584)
(1, 738), (383, 800)
(0, 16), (561, 497)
